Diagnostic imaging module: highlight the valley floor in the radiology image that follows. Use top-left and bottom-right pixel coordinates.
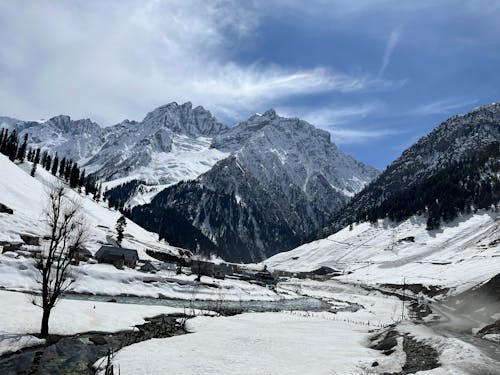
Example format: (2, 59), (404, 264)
(1, 278), (499, 374)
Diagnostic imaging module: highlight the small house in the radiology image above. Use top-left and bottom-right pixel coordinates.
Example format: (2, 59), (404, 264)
(191, 259), (215, 278)
(95, 246), (139, 269)
(213, 263), (235, 279)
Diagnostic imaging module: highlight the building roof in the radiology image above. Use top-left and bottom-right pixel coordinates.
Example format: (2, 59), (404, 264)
(95, 246), (139, 261)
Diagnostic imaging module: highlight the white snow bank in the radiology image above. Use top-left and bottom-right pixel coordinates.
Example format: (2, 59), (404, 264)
(398, 321), (500, 374)
(0, 334), (45, 356)
(0, 290), (186, 337)
(102, 312), (401, 375)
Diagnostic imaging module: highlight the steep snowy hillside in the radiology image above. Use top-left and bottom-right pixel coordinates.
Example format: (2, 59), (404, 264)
(319, 102), (500, 237)
(131, 110), (378, 262)
(265, 210), (500, 294)
(0, 153), (179, 259)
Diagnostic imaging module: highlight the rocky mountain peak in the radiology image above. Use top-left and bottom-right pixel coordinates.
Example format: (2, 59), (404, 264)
(262, 108), (277, 119)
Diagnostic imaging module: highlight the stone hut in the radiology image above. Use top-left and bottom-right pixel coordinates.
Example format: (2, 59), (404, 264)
(95, 246), (139, 269)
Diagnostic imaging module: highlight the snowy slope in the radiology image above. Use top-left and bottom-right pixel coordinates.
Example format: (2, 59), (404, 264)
(264, 211), (500, 293)
(0, 153), (180, 259)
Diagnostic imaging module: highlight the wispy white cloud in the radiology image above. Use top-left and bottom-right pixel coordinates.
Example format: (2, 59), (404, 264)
(0, 0), (399, 125)
(379, 26), (402, 76)
(412, 98), (480, 115)
(277, 102), (402, 144)
(329, 128), (403, 144)
(278, 102), (378, 127)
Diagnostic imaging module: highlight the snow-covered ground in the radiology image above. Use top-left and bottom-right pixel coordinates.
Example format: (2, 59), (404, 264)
(265, 212), (500, 295)
(0, 290), (188, 356)
(0, 254), (282, 301)
(100, 279), (500, 374)
(99, 312), (400, 375)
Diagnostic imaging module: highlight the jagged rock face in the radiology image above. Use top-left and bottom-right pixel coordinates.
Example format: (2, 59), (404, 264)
(86, 102), (228, 181)
(141, 102), (227, 137)
(1, 115), (104, 162)
(2, 102), (229, 187)
(319, 102), (500, 237)
(131, 110), (379, 262)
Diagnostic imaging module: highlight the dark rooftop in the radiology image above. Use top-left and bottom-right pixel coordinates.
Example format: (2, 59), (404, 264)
(95, 246), (139, 261)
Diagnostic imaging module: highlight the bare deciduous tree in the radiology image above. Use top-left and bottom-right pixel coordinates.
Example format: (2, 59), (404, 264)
(33, 182), (88, 338)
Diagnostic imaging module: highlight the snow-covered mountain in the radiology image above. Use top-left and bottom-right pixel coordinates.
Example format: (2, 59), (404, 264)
(319, 102), (500, 237)
(2, 103), (378, 262)
(86, 102), (229, 184)
(1, 102), (230, 204)
(130, 109), (379, 262)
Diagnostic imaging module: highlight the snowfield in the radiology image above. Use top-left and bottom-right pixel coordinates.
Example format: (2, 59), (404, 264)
(265, 211), (500, 295)
(99, 312), (401, 375)
(0, 290), (187, 356)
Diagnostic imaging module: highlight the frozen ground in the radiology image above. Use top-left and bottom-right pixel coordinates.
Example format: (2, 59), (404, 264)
(0, 290), (188, 356)
(101, 279), (500, 375)
(98, 312), (401, 375)
(265, 211), (500, 295)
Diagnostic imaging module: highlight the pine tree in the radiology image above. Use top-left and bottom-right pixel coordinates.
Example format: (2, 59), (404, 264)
(64, 160), (72, 180)
(0, 128), (7, 154)
(51, 154), (59, 176)
(79, 169), (86, 188)
(115, 215), (127, 247)
(44, 154), (52, 171)
(16, 133), (28, 162)
(30, 148), (41, 177)
(69, 162), (79, 188)
(94, 183), (102, 202)
(0, 128), (5, 150)
(6, 129), (19, 161)
(59, 157), (66, 178)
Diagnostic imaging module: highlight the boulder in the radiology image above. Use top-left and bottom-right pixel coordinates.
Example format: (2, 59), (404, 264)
(0, 203), (13, 214)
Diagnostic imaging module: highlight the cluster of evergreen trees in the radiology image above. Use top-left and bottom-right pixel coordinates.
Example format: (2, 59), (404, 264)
(357, 142), (500, 230)
(0, 127), (103, 201)
(104, 179), (143, 211)
(0, 128), (28, 163)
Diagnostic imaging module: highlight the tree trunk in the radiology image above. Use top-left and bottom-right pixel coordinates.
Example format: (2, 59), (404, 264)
(40, 307), (51, 338)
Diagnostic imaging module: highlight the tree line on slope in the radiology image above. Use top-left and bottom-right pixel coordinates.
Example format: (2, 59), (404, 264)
(0, 127), (103, 201)
(355, 142), (500, 230)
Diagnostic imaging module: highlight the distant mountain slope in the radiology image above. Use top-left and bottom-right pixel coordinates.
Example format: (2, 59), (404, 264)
(318, 103), (500, 238)
(264, 210), (500, 294)
(131, 110), (378, 262)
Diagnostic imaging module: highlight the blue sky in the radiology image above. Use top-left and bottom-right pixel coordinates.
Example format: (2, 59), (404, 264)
(0, 1), (499, 168)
